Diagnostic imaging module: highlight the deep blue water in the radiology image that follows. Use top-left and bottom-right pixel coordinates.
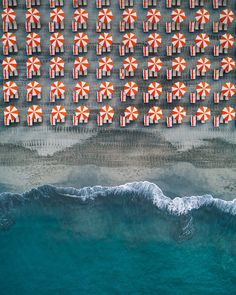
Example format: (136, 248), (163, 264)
(0, 182), (236, 295)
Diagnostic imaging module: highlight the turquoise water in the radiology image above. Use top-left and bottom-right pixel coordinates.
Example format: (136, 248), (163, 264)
(0, 182), (236, 294)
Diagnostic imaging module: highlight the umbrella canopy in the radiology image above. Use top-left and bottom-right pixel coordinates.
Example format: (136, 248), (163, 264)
(148, 82), (162, 97)
(172, 57), (186, 72)
(146, 9), (161, 24)
(221, 57), (235, 72)
(51, 105), (67, 120)
(99, 105), (114, 120)
(27, 105), (42, 120)
(2, 8), (16, 23)
(219, 33), (234, 49)
(50, 56), (64, 71)
(27, 81), (41, 96)
(26, 32), (40, 47)
(50, 8), (64, 23)
(98, 8), (113, 24)
(122, 8), (137, 24)
(195, 8), (210, 24)
(172, 82), (186, 97)
(220, 9), (234, 25)
(2, 57), (17, 73)
(4, 105), (19, 121)
(148, 106), (163, 121)
(26, 56), (41, 72)
(3, 81), (18, 96)
(147, 57), (162, 72)
(123, 56), (138, 72)
(26, 8), (40, 23)
(122, 33), (137, 48)
(124, 106), (139, 121)
(74, 8), (88, 23)
(147, 33), (162, 48)
(171, 33), (186, 48)
(75, 106), (90, 121)
(196, 57), (211, 72)
(171, 106), (186, 121)
(195, 33), (210, 49)
(51, 81), (65, 96)
(221, 106), (235, 122)
(196, 106), (211, 121)
(2, 33), (16, 48)
(74, 57), (89, 72)
(171, 8), (185, 23)
(221, 82), (236, 98)
(124, 81), (138, 96)
(50, 32), (64, 48)
(98, 32), (113, 48)
(99, 81), (114, 96)
(196, 82), (211, 96)
(74, 32), (89, 48)
(75, 81), (89, 96)
(99, 57), (113, 71)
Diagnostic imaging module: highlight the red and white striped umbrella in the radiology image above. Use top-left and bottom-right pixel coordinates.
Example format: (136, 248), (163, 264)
(147, 33), (162, 48)
(196, 82), (211, 96)
(50, 8), (64, 23)
(2, 8), (16, 23)
(122, 8), (137, 24)
(4, 105), (19, 121)
(172, 57), (186, 72)
(2, 33), (16, 48)
(27, 81), (41, 96)
(74, 8), (88, 23)
(221, 57), (235, 72)
(99, 81), (114, 96)
(146, 9), (161, 24)
(195, 8), (210, 24)
(74, 57), (89, 72)
(221, 82), (236, 98)
(148, 106), (163, 121)
(26, 32), (40, 47)
(172, 82), (186, 97)
(51, 81), (65, 96)
(3, 81), (18, 96)
(147, 57), (162, 72)
(196, 106), (211, 121)
(196, 57), (211, 72)
(50, 56), (64, 71)
(51, 105), (67, 121)
(74, 33), (89, 48)
(26, 8), (40, 23)
(122, 33), (137, 48)
(98, 8), (113, 24)
(75, 106), (90, 121)
(75, 81), (89, 96)
(99, 57), (113, 72)
(27, 105), (42, 120)
(50, 33), (64, 48)
(195, 33), (210, 49)
(220, 9), (234, 25)
(123, 56), (138, 72)
(219, 33), (234, 49)
(171, 106), (186, 121)
(148, 82), (162, 97)
(98, 32), (113, 48)
(124, 81), (138, 96)
(221, 106), (235, 122)
(124, 106), (139, 121)
(99, 105), (114, 120)
(26, 56), (41, 72)
(171, 33), (186, 48)
(171, 8), (185, 23)
(2, 57), (17, 73)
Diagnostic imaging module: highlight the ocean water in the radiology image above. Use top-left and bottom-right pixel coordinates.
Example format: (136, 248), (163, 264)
(0, 181), (236, 295)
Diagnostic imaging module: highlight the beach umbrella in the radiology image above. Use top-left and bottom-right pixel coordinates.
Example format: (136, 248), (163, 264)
(146, 9), (161, 24)
(172, 57), (186, 72)
(99, 57), (113, 72)
(196, 57), (211, 72)
(99, 105), (114, 120)
(25, 32), (40, 47)
(2, 57), (17, 73)
(195, 8), (210, 24)
(51, 81), (65, 97)
(27, 81), (41, 96)
(26, 56), (41, 72)
(4, 105), (19, 121)
(124, 81), (138, 96)
(27, 105), (42, 121)
(26, 8), (40, 23)
(74, 8), (88, 23)
(196, 106), (211, 121)
(98, 8), (113, 24)
(147, 57), (162, 72)
(123, 56), (138, 72)
(219, 33), (234, 49)
(50, 8), (64, 23)
(74, 57), (89, 72)
(220, 9), (234, 25)
(74, 32), (89, 48)
(172, 82), (186, 97)
(221, 82), (236, 98)
(147, 33), (162, 48)
(171, 106), (186, 121)
(2, 33), (16, 48)
(148, 106), (163, 121)
(122, 33), (137, 48)
(221, 57), (235, 72)
(171, 8), (185, 23)
(50, 32), (64, 48)
(124, 106), (138, 121)
(98, 32), (113, 48)
(171, 33), (186, 49)
(148, 82), (162, 97)
(3, 81), (18, 96)
(122, 8), (137, 24)
(195, 33), (210, 49)
(50, 56), (64, 71)
(221, 106), (235, 122)
(75, 81), (89, 96)
(196, 82), (211, 97)
(2, 8), (16, 23)
(99, 81), (114, 96)
(75, 106), (90, 121)
(51, 105), (67, 121)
